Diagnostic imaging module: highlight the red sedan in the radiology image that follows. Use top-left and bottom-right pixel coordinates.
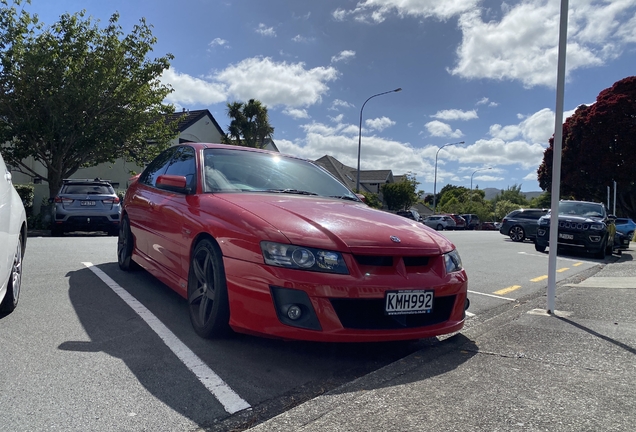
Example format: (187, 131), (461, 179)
(118, 143), (469, 342)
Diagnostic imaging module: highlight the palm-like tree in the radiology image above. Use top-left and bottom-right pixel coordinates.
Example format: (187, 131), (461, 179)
(222, 99), (274, 149)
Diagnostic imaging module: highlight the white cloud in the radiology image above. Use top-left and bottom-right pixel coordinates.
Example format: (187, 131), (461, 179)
(208, 38), (229, 49)
(425, 120), (463, 138)
(213, 57), (339, 108)
(292, 34), (315, 43)
(329, 99), (354, 111)
(476, 97), (498, 107)
(450, 0), (636, 88)
(365, 116), (395, 131)
(256, 23), (276, 37)
(283, 108), (310, 119)
(333, 0), (480, 23)
(331, 50), (356, 63)
(160, 68), (227, 106)
(431, 109), (478, 121)
(329, 114), (344, 123)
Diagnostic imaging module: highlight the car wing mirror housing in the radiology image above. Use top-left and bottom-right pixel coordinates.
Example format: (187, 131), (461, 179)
(156, 174), (191, 194)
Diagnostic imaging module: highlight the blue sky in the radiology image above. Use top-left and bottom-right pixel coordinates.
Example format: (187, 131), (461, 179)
(24, 0), (636, 193)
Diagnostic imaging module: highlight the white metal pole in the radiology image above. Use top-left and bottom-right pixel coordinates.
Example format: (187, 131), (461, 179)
(547, 0), (569, 314)
(613, 181), (617, 215)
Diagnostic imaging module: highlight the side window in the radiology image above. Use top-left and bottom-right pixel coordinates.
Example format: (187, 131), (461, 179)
(165, 146), (196, 192)
(139, 147), (178, 187)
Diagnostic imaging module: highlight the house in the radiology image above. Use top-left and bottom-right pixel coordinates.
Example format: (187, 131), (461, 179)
(11, 109), (232, 215)
(315, 155), (394, 194)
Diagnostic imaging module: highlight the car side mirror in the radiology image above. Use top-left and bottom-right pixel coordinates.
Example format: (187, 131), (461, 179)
(156, 174), (190, 194)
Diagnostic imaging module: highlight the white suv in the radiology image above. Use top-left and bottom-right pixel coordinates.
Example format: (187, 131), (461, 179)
(422, 215), (456, 231)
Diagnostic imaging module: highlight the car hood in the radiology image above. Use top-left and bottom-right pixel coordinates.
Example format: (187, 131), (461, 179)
(214, 194), (453, 255)
(540, 214), (606, 225)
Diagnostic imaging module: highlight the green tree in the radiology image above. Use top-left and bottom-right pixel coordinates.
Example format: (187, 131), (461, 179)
(382, 173), (419, 211)
(529, 192), (551, 209)
(360, 191), (382, 209)
(437, 185), (469, 209)
(0, 2), (177, 199)
(222, 99), (274, 148)
(492, 184), (529, 207)
(537, 76), (636, 219)
(494, 199), (522, 221)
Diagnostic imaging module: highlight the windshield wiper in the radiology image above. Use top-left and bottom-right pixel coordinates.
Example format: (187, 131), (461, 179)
(329, 195), (359, 201)
(266, 188), (318, 196)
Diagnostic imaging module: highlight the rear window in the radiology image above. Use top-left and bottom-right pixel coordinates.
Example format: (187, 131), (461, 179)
(62, 184), (114, 195)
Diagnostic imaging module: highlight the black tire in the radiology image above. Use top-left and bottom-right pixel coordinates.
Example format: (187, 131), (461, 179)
(535, 243), (546, 252)
(117, 216), (139, 271)
(51, 225), (63, 237)
(187, 239), (231, 338)
(594, 239), (607, 259)
(1, 236), (23, 314)
(509, 226), (525, 242)
(436, 224), (443, 231)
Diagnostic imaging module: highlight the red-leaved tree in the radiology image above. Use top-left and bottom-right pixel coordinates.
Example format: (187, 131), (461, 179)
(537, 76), (636, 219)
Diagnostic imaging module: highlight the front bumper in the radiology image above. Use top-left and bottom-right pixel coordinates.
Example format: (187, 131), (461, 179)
(536, 227), (605, 252)
(223, 254), (468, 342)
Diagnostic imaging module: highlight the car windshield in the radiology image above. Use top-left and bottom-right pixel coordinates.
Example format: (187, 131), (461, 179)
(558, 202), (605, 218)
(202, 148), (358, 200)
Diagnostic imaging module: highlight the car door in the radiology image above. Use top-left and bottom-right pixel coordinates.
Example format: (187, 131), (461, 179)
(127, 146), (178, 258)
(146, 146), (197, 280)
(0, 156), (12, 288)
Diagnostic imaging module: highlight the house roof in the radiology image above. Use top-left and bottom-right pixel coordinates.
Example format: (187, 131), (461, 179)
(165, 109), (224, 137)
(315, 155), (394, 192)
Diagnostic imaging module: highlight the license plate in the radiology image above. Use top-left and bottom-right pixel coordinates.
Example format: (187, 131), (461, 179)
(385, 290), (433, 315)
(558, 232), (574, 240)
(80, 200), (96, 206)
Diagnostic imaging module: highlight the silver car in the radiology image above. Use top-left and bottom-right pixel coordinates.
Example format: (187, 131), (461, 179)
(1, 152), (27, 314)
(422, 215), (456, 231)
(51, 178), (121, 236)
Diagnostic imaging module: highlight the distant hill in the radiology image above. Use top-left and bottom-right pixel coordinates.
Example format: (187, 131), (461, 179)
(483, 188), (543, 201)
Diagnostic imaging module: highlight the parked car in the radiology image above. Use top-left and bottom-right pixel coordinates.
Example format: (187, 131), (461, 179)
(614, 217), (635, 250)
(0, 152), (27, 314)
(422, 215), (456, 231)
(445, 214), (466, 230)
(481, 222), (498, 230)
(396, 209), (422, 222)
(499, 208), (548, 242)
(50, 178), (121, 236)
(460, 214), (480, 230)
(118, 144), (469, 342)
(535, 200), (616, 259)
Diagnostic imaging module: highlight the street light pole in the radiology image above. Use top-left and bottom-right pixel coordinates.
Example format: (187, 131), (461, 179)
(356, 88), (402, 192)
(433, 141), (465, 214)
(470, 167), (492, 203)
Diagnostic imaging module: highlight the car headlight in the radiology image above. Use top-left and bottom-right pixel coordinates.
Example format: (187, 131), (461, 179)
(261, 241), (349, 274)
(444, 249), (463, 274)
(589, 223), (604, 230)
(539, 217), (550, 226)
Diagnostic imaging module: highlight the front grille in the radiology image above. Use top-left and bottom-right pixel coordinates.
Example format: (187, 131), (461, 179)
(330, 295), (456, 330)
(353, 255), (430, 267)
(559, 221), (589, 230)
(354, 255), (393, 266)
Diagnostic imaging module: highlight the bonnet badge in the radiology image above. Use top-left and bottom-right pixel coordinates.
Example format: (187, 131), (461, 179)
(390, 236), (401, 243)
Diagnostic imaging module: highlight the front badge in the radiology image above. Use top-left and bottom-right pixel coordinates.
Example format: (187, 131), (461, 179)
(390, 236), (401, 243)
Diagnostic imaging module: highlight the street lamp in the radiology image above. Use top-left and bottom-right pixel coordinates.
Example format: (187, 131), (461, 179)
(432, 141), (465, 214)
(470, 167), (492, 202)
(356, 88), (402, 192)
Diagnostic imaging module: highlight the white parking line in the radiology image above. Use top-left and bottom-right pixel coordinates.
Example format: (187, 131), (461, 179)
(83, 262), (251, 415)
(465, 311), (476, 317)
(467, 290), (516, 301)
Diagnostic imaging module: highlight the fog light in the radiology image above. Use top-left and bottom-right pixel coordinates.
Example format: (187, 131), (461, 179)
(287, 305), (302, 320)
(590, 236), (601, 242)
